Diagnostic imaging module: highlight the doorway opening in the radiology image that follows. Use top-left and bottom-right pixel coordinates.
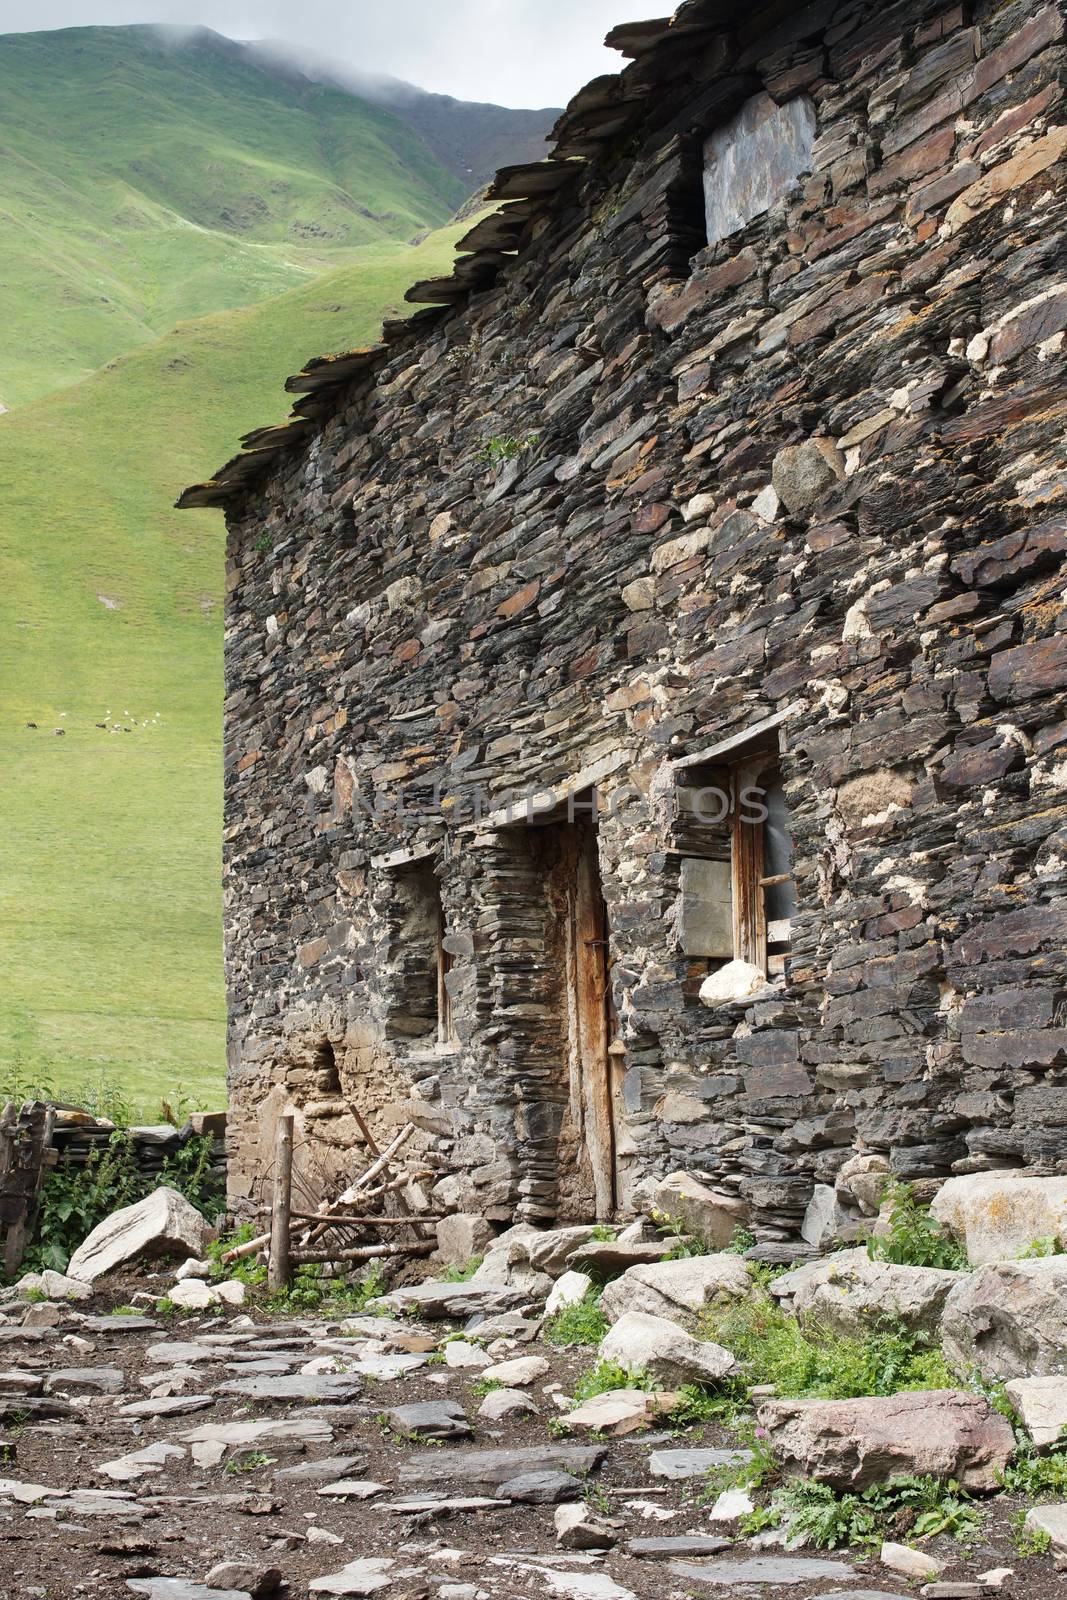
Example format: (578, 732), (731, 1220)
(499, 808), (622, 1220)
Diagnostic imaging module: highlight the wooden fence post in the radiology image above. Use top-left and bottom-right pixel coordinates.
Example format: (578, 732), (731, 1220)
(268, 1113), (294, 1293)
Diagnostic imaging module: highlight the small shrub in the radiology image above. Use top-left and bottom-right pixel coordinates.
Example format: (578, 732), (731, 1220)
(225, 1449), (273, 1474)
(571, 1359), (652, 1404)
(440, 1256), (483, 1283)
(1011, 1512), (1052, 1557)
(866, 1181), (968, 1271)
(1020, 1236), (1063, 1258)
(774, 1474), (979, 1551)
(998, 1434), (1067, 1501)
(652, 1210), (708, 1259)
(480, 432), (539, 467)
(699, 1286), (955, 1406)
(543, 1289), (608, 1349)
(725, 1226), (756, 1255)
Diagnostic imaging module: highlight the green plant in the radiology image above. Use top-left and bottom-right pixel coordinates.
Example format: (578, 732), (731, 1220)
(652, 1210), (708, 1259)
(1011, 1511), (1052, 1557)
(225, 1450), (273, 1474)
(440, 1257), (483, 1283)
(208, 1224), (267, 1287)
(571, 1360), (653, 1405)
(699, 1286), (955, 1412)
(1020, 1236), (1063, 1258)
(253, 532), (272, 554)
(480, 431), (539, 466)
(998, 1433), (1067, 1500)
(584, 1480), (612, 1515)
(543, 1290), (609, 1349)
(22, 1287), (46, 1304)
(772, 1474), (979, 1552)
(589, 1223), (617, 1242)
(156, 1297), (177, 1318)
(726, 1226), (756, 1255)
(15, 1127), (225, 1278)
(111, 1304), (144, 1317)
(469, 1377), (502, 1399)
(866, 1181), (968, 1270)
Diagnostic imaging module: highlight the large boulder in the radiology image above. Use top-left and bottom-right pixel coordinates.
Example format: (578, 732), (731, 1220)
(66, 1187), (211, 1284)
(941, 1258), (1067, 1379)
(600, 1253), (753, 1325)
(930, 1173), (1067, 1265)
(599, 1312), (737, 1387)
(757, 1390), (1014, 1491)
(648, 1173), (749, 1250)
(778, 1251), (962, 1338)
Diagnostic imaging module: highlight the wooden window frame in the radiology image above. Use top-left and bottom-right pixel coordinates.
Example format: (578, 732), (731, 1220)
(730, 754), (793, 979)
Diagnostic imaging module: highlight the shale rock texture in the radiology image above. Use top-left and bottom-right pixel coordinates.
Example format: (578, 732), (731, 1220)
(204, 0), (1067, 1237)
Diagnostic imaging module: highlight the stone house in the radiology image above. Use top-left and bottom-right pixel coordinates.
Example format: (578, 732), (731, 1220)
(181, 0), (1067, 1249)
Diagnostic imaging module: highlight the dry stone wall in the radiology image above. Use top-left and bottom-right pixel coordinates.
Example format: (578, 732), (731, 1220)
(218, 0), (1067, 1247)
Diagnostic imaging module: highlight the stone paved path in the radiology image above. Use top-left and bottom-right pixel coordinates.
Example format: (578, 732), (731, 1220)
(0, 1282), (1050, 1599)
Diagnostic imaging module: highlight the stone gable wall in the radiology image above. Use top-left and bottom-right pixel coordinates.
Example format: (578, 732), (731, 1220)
(220, 0), (1067, 1244)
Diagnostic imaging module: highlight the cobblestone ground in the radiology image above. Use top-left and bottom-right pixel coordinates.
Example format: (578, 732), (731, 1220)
(0, 1277), (1060, 1600)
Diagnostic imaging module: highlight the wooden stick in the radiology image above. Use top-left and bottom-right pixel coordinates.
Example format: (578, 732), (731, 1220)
(290, 1241), (434, 1263)
(222, 1230), (269, 1263)
(258, 1210), (440, 1228)
(267, 1113), (294, 1293)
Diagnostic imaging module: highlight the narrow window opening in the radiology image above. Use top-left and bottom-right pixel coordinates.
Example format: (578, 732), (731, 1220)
(313, 1039), (342, 1097)
(385, 862), (456, 1045)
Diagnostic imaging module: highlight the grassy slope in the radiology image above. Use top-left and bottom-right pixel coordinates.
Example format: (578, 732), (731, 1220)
(0, 223), (465, 1115)
(0, 25), (466, 406)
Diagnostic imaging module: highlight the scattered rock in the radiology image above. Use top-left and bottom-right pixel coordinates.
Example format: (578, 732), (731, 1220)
(15, 1270), (92, 1301)
(479, 1387), (537, 1421)
(781, 1251), (962, 1337)
(707, 1487), (754, 1524)
(385, 1400), (472, 1440)
(99, 1442), (185, 1481)
(599, 1254), (752, 1323)
(273, 1455), (364, 1484)
(599, 1311), (736, 1386)
(563, 1388), (678, 1437)
(931, 1174), (1067, 1265)
(555, 1501), (617, 1549)
(480, 1354), (549, 1386)
(671, 1555), (854, 1586)
(219, 1373), (362, 1403)
(881, 1542), (942, 1580)
(546, 1271), (593, 1316)
(67, 1186), (211, 1283)
(628, 1535), (731, 1557)
(494, 1469), (582, 1503)
(758, 1390), (1015, 1491)
(698, 958), (772, 1007)
(647, 1172), (749, 1249)
(649, 1447), (752, 1480)
(204, 1564), (282, 1597)
(941, 1258), (1067, 1379)
(317, 1480), (388, 1500)
(120, 1395), (216, 1419)
(442, 1339), (491, 1370)
(568, 1239), (677, 1276)
(435, 1213), (495, 1266)
(370, 1281), (536, 1318)
(398, 1443), (605, 1488)
(1024, 1502), (1067, 1553)
(309, 1558), (397, 1597)
(1004, 1375), (1067, 1450)
(45, 1364), (125, 1394)
(128, 1584), (252, 1600)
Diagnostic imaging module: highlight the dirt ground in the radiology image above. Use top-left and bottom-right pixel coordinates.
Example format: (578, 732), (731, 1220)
(0, 1275), (1062, 1600)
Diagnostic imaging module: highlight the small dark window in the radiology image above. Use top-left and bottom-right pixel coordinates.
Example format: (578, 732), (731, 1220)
(385, 862), (456, 1045)
(313, 1040), (342, 1097)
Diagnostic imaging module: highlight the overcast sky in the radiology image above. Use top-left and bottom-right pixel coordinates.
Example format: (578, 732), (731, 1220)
(0, 1), (666, 105)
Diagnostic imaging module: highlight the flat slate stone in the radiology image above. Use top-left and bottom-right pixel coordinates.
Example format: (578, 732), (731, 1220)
(274, 1455), (364, 1484)
(399, 1443), (606, 1487)
(629, 1536), (732, 1557)
(385, 1400), (472, 1440)
(648, 1447), (752, 1479)
(81, 1316), (159, 1333)
(493, 1470), (584, 1504)
(45, 1365), (125, 1393)
(810, 1593), (910, 1599)
(119, 1395), (215, 1418)
(128, 1582), (251, 1600)
(371, 1281), (535, 1319)
(387, 1495), (505, 1513)
(146, 1342), (230, 1365)
(219, 1373), (362, 1402)
(671, 1556), (855, 1585)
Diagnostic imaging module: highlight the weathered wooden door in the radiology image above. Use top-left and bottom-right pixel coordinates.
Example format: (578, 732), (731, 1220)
(562, 822), (618, 1218)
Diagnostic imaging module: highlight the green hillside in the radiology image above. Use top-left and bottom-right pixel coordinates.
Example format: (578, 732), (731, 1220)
(0, 223), (466, 1115)
(0, 25), (467, 406)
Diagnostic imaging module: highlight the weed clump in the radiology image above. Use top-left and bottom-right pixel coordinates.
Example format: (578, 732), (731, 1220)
(543, 1289), (609, 1349)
